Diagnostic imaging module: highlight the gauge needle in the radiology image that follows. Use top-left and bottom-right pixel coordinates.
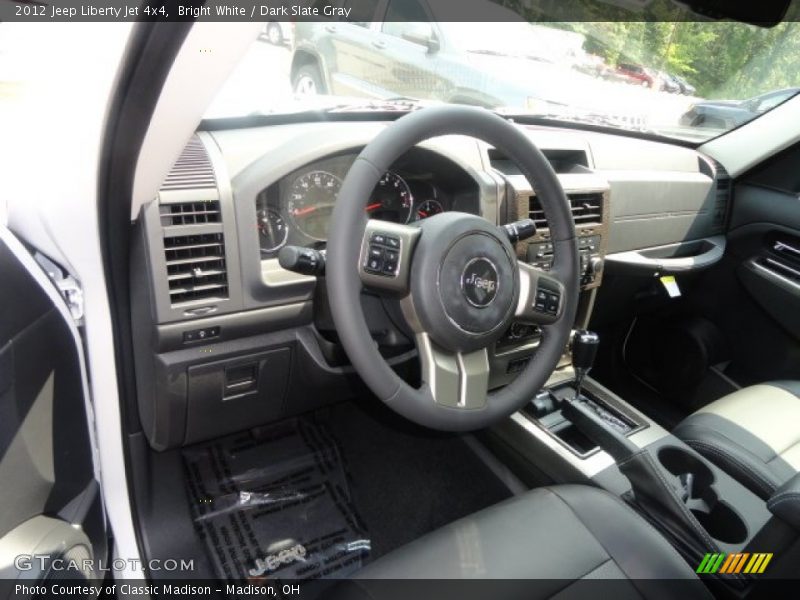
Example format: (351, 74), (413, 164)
(365, 202), (382, 212)
(418, 210), (428, 218)
(292, 206), (317, 217)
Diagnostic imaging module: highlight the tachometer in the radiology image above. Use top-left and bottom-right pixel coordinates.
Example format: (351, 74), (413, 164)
(257, 208), (288, 254)
(366, 171), (413, 224)
(287, 170), (342, 241)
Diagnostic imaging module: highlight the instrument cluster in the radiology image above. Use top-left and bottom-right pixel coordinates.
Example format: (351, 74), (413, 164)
(256, 154), (450, 257)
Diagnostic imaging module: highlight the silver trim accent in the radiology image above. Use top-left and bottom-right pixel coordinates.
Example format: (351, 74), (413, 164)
(764, 256), (800, 280)
(505, 374), (670, 478)
(751, 257), (800, 292)
(417, 333), (489, 409)
(774, 240), (800, 258)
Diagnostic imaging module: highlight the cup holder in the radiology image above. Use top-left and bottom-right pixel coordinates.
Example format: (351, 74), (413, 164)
(657, 446), (748, 544)
(658, 446), (715, 492)
(690, 502), (748, 544)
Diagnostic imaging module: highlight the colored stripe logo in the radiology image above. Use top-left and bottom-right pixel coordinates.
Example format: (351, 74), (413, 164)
(696, 553), (773, 574)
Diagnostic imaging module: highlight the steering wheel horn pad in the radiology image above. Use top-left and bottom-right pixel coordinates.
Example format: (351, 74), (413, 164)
(411, 212), (519, 353)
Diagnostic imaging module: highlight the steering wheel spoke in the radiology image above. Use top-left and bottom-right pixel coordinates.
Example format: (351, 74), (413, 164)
(417, 333), (490, 409)
(358, 219), (421, 295)
(515, 262), (567, 325)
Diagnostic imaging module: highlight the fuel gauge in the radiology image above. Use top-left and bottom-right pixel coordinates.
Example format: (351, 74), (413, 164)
(416, 199), (444, 220)
(257, 208), (289, 254)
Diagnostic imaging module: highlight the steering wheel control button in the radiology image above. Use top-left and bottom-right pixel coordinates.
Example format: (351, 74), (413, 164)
(383, 250), (399, 275)
(534, 284), (560, 316)
(365, 232), (401, 277)
(384, 236), (401, 250)
(366, 255), (384, 273)
(461, 258), (500, 308)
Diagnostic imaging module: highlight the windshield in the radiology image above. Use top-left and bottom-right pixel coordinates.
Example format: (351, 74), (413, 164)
(437, 22), (565, 62)
(204, 3), (800, 142)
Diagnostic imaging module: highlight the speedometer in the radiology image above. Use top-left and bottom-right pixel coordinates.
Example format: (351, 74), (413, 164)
(365, 171), (413, 224)
(287, 170), (342, 241)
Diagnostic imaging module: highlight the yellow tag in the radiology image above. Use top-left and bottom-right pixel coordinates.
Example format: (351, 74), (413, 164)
(660, 275), (681, 298)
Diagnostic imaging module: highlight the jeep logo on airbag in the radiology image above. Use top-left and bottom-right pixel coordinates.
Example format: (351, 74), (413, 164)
(461, 258), (499, 308)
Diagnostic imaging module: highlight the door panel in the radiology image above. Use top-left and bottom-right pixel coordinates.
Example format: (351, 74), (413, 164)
(0, 233), (106, 583)
(664, 145), (800, 389)
(717, 181), (800, 381)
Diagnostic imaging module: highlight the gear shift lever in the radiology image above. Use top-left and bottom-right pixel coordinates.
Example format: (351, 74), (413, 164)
(561, 329), (637, 461)
(571, 330), (599, 402)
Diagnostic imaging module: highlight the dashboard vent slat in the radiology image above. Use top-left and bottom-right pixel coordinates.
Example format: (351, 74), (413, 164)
(163, 233), (228, 305)
(528, 192), (603, 228)
(710, 159), (731, 229)
(160, 200), (221, 226)
(160, 137), (217, 192)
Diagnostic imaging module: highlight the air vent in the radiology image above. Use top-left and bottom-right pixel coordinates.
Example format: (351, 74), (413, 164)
(715, 162), (731, 191)
(160, 200), (221, 226)
(710, 159), (731, 230)
(528, 192), (603, 229)
(164, 233), (228, 305)
(160, 136), (216, 192)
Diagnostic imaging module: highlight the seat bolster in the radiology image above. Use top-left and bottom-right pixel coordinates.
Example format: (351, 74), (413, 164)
(770, 380), (800, 397)
(673, 381), (800, 499)
(329, 485), (709, 600)
(673, 416), (786, 498)
(548, 485), (706, 586)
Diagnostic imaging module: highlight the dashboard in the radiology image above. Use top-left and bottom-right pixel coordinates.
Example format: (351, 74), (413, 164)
(131, 120), (730, 450)
(255, 149), (481, 257)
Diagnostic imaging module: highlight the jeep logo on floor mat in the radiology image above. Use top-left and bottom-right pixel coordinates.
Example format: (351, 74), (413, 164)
(249, 544), (307, 577)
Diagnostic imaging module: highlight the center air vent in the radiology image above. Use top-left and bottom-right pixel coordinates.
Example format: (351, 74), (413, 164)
(528, 192), (603, 229)
(164, 233), (229, 305)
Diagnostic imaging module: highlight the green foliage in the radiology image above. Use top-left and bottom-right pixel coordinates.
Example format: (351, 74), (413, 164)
(502, 0), (800, 100)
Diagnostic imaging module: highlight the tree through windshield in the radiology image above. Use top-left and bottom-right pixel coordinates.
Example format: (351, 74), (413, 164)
(200, 0), (800, 142)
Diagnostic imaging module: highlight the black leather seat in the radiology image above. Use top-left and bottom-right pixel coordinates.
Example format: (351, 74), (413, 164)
(674, 381), (800, 499)
(332, 485), (709, 600)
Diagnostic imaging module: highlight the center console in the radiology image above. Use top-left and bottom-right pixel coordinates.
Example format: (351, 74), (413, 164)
(491, 331), (798, 596)
(488, 161), (610, 388)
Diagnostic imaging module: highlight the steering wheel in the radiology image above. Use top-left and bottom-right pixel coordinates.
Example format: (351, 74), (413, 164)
(327, 105), (579, 431)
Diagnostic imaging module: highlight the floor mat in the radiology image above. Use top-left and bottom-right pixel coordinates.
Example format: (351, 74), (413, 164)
(321, 401), (515, 560)
(183, 419), (370, 584)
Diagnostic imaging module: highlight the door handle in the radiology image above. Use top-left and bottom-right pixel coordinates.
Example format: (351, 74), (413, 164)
(325, 24), (338, 33)
(371, 40), (386, 50)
